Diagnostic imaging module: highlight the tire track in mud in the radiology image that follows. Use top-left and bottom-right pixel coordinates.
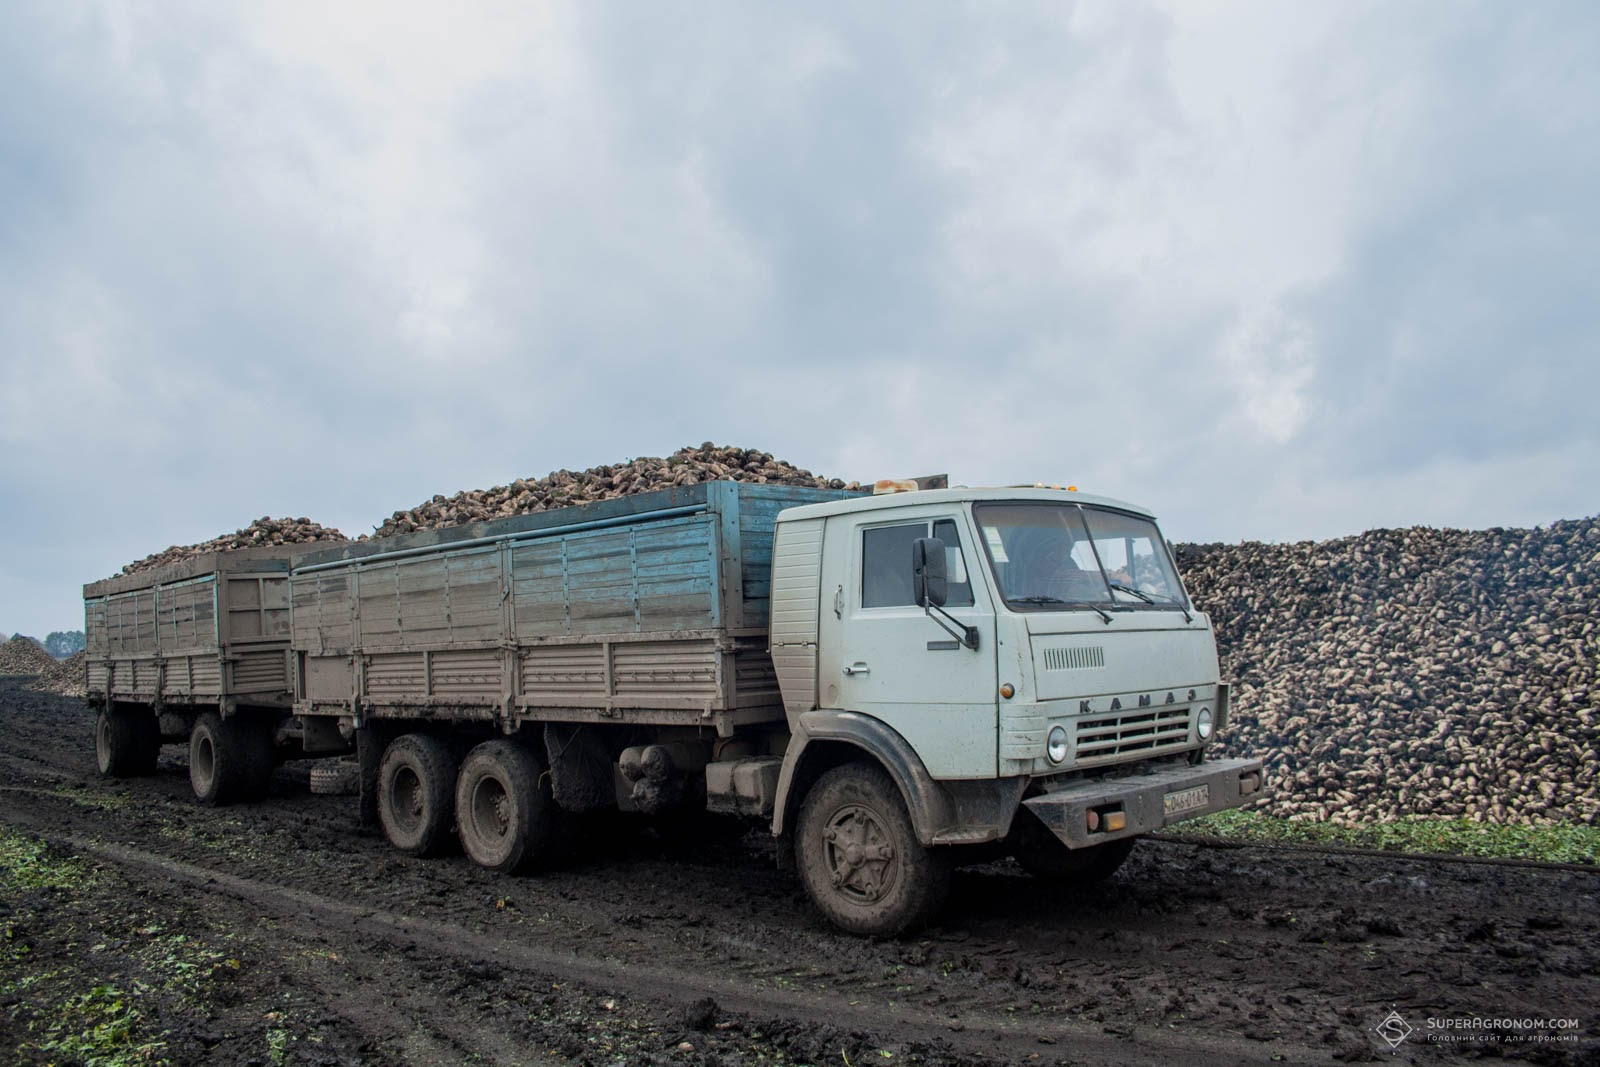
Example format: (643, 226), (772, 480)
(5, 684), (1598, 1064)
(0, 792), (1291, 1065)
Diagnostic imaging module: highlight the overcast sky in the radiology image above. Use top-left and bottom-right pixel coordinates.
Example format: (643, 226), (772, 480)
(2, 1), (1596, 638)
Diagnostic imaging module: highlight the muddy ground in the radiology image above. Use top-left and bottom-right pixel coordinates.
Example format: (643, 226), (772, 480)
(1, 678), (1594, 1066)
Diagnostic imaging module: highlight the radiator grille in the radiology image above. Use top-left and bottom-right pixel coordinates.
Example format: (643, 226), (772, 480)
(1075, 706), (1191, 761)
(1041, 645), (1105, 671)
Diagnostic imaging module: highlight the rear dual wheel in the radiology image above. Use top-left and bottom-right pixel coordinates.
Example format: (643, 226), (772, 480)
(377, 734), (458, 856)
(455, 740), (563, 873)
(189, 712), (273, 805)
(95, 705), (159, 778)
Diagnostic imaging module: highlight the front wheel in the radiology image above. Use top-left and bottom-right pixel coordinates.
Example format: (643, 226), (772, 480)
(795, 764), (950, 937)
(455, 740), (561, 873)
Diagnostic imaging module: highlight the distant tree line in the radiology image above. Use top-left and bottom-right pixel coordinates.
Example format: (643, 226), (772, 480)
(5, 631), (85, 659)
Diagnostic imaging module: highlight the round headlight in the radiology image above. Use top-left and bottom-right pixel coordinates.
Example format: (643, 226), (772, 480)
(1196, 706), (1214, 740)
(1046, 725), (1070, 764)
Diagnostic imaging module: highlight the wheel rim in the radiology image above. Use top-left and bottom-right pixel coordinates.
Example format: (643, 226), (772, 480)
(822, 802), (900, 905)
(469, 775), (512, 844)
(96, 715), (112, 770)
(389, 766), (423, 834)
(193, 732), (215, 786)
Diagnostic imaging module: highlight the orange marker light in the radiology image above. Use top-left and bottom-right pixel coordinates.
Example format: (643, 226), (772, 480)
(999, 683), (1015, 699)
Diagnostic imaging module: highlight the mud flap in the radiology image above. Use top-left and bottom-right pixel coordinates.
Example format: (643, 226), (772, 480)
(356, 727), (385, 827)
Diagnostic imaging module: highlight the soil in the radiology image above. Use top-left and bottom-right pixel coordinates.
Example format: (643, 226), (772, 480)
(2, 679), (1595, 1066)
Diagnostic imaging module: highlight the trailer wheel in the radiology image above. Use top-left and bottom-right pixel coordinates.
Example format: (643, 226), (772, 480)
(189, 712), (273, 805)
(95, 705), (158, 778)
(795, 763), (950, 937)
(1012, 824), (1137, 885)
(455, 740), (559, 874)
(378, 734), (458, 856)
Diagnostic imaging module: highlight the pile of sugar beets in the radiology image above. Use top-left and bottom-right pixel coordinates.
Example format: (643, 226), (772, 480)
(0, 635), (56, 675)
(1179, 519), (1600, 827)
(370, 442), (863, 537)
(97, 444), (1597, 828)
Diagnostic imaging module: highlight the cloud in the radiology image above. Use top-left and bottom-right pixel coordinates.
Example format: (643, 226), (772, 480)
(1, 1), (1596, 636)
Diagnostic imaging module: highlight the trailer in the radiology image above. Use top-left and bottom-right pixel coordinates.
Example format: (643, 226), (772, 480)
(84, 545), (321, 802)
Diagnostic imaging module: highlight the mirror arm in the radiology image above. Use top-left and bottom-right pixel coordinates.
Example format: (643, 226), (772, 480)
(924, 601), (980, 650)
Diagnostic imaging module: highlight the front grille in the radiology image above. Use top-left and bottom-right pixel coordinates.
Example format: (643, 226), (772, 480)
(1075, 706), (1191, 762)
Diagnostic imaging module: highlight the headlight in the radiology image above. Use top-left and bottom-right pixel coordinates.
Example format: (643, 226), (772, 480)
(1046, 725), (1070, 764)
(1196, 706), (1214, 740)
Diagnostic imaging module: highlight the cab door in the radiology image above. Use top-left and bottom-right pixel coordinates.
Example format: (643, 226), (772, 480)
(816, 508), (998, 778)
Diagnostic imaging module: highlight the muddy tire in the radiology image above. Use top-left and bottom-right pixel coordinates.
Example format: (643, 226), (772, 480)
(378, 734), (458, 856)
(795, 764), (950, 937)
(1012, 827), (1137, 885)
(95, 705), (158, 778)
(455, 740), (560, 874)
(189, 712), (273, 805)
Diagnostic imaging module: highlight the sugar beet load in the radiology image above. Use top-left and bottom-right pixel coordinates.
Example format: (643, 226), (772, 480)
(85, 481), (1262, 936)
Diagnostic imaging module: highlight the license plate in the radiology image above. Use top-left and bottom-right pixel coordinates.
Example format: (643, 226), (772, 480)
(1163, 784), (1210, 818)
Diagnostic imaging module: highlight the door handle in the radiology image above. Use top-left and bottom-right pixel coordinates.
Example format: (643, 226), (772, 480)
(842, 662), (870, 676)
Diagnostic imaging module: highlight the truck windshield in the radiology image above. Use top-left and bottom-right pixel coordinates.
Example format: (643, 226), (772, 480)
(973, 502), (1189, 612)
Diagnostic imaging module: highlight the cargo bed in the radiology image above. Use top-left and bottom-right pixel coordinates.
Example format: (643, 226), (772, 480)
(84, 546), (305, 712)
(289, 482), (860, 735)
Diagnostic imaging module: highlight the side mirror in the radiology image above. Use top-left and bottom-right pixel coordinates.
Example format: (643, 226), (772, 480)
(912, 537), (948, 607)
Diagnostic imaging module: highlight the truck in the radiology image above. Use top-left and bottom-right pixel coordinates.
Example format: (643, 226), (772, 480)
(89, 479), (1264, 936)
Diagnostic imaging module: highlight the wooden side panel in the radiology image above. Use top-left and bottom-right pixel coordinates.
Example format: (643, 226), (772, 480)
(367, 653), (424, 699)
(509, 539), (568, 639)
(732, 637), (782, 710)
(357, 563), (403, 649)
(158, 581), (215, 655)
(304, 655), (352, 703)
(233, 650), (288, 694)
(520, 644), (607, 704)
(634, 519), (718, 631)
(565, 530), (635, 629)
(611, 639), (718, 699)
(106, 589), (159, 656)
(291, 573), (354, 653)
(510, 514), (719, 641)
(191, 657), (222, 694)
(224, 576), (290, 644)
(85, 599), (108, 655)
(737, 486), (845, 630)
(431, 648), (503, 700)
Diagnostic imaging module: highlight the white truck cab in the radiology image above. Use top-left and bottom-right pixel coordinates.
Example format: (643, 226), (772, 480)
(764, 486), (1264, 934)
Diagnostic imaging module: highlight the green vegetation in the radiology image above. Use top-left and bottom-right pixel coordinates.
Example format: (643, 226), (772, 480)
(0, 828), (93, 891)
(1173, 809), (1600, 864)
(34, 984), (168, 1067)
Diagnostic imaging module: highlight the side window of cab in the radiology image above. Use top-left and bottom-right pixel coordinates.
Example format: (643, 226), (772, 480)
(860, 520), (974, 608)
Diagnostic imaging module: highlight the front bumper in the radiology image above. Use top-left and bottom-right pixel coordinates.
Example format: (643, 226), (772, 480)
(1021, 757), (1264, 848)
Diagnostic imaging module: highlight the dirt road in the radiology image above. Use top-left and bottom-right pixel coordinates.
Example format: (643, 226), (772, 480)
(2, 679), (1594, 1065)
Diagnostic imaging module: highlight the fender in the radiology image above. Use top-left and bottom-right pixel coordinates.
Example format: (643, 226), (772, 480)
(772, 710), (1025, 847)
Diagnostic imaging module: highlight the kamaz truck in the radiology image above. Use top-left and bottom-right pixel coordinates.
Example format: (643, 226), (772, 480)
(89, 480), (1263, 936)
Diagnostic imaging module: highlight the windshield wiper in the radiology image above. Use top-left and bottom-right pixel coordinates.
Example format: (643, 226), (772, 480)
(1108, 582), (1193, 622)
(1108, 583), (1154, 604)
(1011, 595), (1112, 624)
